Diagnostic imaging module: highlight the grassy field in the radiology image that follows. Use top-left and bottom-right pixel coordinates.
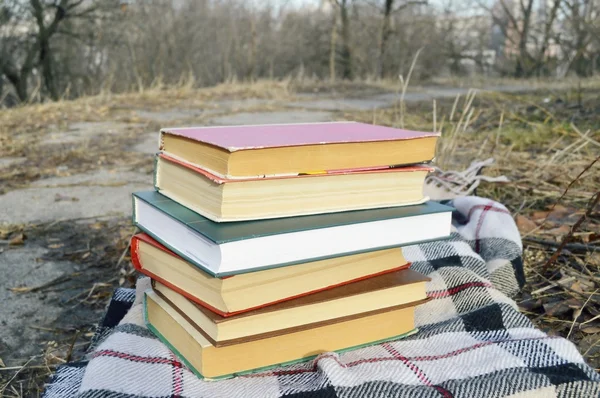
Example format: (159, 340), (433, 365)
(1, 79), (599, 396)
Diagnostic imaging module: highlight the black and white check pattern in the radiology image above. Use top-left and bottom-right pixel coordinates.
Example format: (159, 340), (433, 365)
(43, 197), (600, 398)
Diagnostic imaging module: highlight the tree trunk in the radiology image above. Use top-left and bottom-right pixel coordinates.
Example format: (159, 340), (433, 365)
(4, 71), (29, 102)
(40, 38), (59, 100)
(247, 15), (257, 82)
(340, 0), (352, 80)
(377, 0), (394, 79)
(329, 1), (338, 82)
(515, 0), (534, 77)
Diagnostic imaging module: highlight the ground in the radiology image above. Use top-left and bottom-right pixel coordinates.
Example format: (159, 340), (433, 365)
(0, 79), (599, 397)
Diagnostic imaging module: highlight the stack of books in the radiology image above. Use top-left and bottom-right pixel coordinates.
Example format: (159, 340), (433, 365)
(131, 121), (453, 379)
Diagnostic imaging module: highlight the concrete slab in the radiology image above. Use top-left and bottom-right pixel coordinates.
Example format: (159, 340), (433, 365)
(0, 157), (27, 170)
(288, 98), (392, 111)
(213, 98), (276, 111)
(0, 246), (73, 363)
(41, 121), (140, 145)
(131, 134), (159, 154)
(287, 85), (529, 111)
(0, 169), (152, 224)
(30, 169), (150, 187)
(210, 110), (334, 125)
(135, 109), (204, 122)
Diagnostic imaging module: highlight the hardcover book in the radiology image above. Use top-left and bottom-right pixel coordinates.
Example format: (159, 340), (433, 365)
(155, 153), (431, 222)
(131, 233), (410, 316)
(132, 191), (453, 276)
(152, 267), (429, 346)
(145, 290), (420, 379)
(159, 122), (439, 178)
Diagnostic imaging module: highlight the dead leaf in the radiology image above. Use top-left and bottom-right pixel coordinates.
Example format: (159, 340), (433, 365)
(571, 281), (584, 294)
(48, 243), (64, 249)
(89, 222), (104, 230)
(544, 301), (571, 317)
(580, 326), (600, 334)
(9, 233), (26, 246)
(0, 228), (11, 240)
(81, 252), (91, 259)
(516, 215), (537, 233)
(9, 286), (33, 293)
(544, 224), (571, 237)
(566, 298), (584, 309)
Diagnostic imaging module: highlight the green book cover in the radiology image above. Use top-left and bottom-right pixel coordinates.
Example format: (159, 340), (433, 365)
(143, 291), (418, 381)
(132, 191), (453, 244)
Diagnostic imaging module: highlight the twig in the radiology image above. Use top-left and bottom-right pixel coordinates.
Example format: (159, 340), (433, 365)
(0, 356), (37, 395)
(116, 229), (138, 268)
(567, 289), (598, 339)
(489, 111), (504, 154)
(546, 154), (600, 214)
(583, 335), (600, 357)
(524, 154), (600, 238)
(523, 237), (600, 253)
(9, 275), (71, 294)
(65, 330), (81, 362)
(571, 123), (600, 149)
(542, 191), (600, 272)
(531, 276), (576, 295)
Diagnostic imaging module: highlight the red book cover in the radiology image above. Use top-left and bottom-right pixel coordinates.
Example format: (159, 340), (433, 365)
(157, 153), (434, 185)
(131, 233), (411, 317)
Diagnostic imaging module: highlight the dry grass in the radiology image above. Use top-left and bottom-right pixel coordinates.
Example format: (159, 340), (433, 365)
(352, 83), (600, 370)
(1, 79), (599, 395)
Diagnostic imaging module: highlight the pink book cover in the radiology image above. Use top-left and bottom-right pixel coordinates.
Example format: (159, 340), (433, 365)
(159, 122), (439, 152)
(158, 153), (434, 185)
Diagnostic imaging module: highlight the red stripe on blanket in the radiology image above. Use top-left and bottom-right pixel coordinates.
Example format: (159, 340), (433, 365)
(467, 204), (510, 220)
(92, 350), (183, 367)
(468, 202), (510, 254)
(170, 352), (183, 397)
(242, 336), (558, 380)
(428, 282), (493, 299)
(382, 343), (434, 386)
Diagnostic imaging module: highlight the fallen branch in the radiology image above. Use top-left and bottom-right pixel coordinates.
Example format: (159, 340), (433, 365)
(523, 237), (600, 253)
(542, 191), (600, 272)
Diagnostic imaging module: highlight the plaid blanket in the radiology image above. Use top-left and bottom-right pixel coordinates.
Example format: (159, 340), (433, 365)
(43, 196), (600, 398)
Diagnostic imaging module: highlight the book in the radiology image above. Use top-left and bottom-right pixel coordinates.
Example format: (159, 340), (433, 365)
(132, 190), (453, 276)
(152, 267), (429, 346)
(132, 233), (410, 316)
(155, 153), (431, 222)
(145, 290), (420, 379)
(159, 122), (439, 178)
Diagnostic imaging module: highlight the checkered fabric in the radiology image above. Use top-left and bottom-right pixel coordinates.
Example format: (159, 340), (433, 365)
(43, 196), (600, 398)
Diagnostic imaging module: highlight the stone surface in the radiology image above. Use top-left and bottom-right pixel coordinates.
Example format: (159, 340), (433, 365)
(0, 157), (27, 170)
(0, 246), (73, 363)
(131, 134), (160, 154)
(210, 110), (334, 125)
(287, 85), (528, 111)
(0, 169), (152, 224)
(135, 109), (204, 122)
(41, 122), (140, 145)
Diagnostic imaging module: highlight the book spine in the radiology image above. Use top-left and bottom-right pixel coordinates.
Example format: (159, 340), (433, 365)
(130, 236), (143, 272)
(158, 130), (165, 151)
(153, 156), (159, 189)
(131, 195), (137, 226)
(152, 261), (412, 318)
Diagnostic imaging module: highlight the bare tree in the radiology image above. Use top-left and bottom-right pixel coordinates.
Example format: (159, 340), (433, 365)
(482, 0), (561, 77)
(558, 0), (599, 76)
(369, 0), (427, 78)
(0, 0), (117, 102)
(330, 0), (354, 79)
